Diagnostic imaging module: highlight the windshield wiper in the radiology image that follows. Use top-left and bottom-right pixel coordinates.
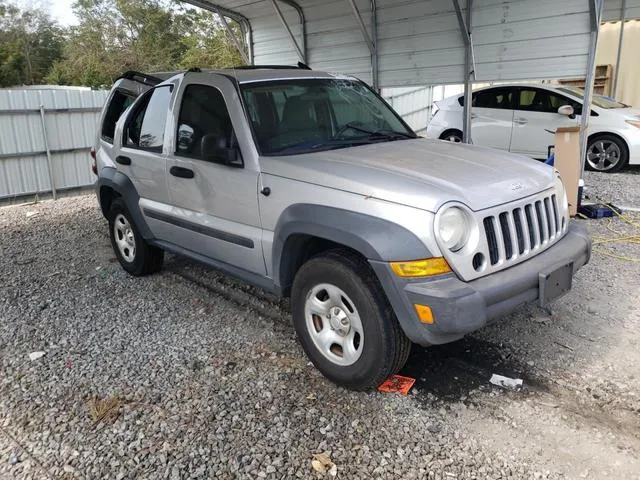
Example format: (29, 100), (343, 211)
(372, 129), (416, 139)
(335, 122), (416, 140)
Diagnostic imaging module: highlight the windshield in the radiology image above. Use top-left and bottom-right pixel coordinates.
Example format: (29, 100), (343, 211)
(240, 78), (416, 155)
(557, 86), (629, 109)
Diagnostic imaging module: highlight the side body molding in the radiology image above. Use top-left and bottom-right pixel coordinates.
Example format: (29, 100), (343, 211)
(96, 167), (153, 240)
(272, 204), (432, 288)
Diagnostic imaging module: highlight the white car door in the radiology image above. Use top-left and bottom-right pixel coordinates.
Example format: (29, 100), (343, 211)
(469, 87), (515, 150)
(510, 87), (580, 159)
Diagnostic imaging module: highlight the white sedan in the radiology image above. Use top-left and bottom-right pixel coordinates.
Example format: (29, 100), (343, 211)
(426, 84), (640, 172)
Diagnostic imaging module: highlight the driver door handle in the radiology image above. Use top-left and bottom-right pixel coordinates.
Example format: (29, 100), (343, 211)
(169, 166), (195, 179)
(514, 117), (528, 125)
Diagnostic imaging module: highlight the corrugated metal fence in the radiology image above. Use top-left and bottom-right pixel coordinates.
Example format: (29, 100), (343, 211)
(0, 87), (108, 200)
(382, 86), (433, 134)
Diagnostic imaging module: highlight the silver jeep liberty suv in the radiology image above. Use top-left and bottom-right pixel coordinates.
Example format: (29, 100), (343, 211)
(94, 67), (591, 390)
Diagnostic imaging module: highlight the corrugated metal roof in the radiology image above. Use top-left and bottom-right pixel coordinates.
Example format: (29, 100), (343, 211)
(184, 0), (609, 87)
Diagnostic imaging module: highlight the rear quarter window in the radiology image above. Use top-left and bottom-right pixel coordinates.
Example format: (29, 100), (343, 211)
(101, 90), (136, 143)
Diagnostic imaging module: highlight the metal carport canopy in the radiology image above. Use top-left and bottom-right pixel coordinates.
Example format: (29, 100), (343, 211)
(183, 0), (638, 89)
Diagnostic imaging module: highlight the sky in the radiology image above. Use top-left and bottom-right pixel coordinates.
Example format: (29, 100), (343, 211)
(12, 0), (78, 25)
(49, 0), (77, 25)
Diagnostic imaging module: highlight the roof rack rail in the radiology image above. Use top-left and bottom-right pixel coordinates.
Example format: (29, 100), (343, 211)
(116, 71), (164, 87)
(229, 62), (312, 71)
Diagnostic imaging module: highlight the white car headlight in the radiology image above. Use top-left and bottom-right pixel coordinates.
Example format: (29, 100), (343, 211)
(438, 206), (471, 252)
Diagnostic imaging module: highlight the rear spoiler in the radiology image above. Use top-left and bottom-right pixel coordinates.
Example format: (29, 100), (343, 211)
(116, 71), (165, 87)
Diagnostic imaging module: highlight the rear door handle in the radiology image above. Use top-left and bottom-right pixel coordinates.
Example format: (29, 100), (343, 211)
(514, 117), (528, 125)
(170, 166), (195, 179)
(115, 155), (131, 166)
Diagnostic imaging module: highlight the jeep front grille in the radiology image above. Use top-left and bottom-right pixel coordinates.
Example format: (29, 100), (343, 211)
(482, 194), (561, 266)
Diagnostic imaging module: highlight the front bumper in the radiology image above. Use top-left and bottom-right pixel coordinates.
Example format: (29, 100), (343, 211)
(370, 222), (591, 346)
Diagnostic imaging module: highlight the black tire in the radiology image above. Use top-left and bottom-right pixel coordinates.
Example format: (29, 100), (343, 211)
(108, 198), (163, 276)
(585, 134), (628, 173)
(440, 129), (463, 143)
(291, 250), (411, 390)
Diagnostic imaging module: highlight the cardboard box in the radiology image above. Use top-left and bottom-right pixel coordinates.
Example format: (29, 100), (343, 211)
(553, 126), (581, 217)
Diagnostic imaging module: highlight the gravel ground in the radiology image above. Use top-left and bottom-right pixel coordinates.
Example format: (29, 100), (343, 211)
(1, 172), (639, 479)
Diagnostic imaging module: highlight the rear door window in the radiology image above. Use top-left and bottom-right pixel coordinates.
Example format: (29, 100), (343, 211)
(124, 86), (172, 152)
(101, 90), (136, 143)
(473, 88), (514, 109)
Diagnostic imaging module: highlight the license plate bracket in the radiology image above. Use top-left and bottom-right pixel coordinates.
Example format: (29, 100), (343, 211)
(539, 262), (573, 307)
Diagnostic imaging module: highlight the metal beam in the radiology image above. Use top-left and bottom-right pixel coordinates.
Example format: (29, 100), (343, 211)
(345, 0), (375, 54)
(0, 146), (92, 160)
(452, 0), (469, 46)
(370, 0), (378, 90)
(270, 0), (306, 62)
(215, 7), (250, 64)
(182, 0), (253, 64)
(453, 0), (473, 144)
(0, 107), (100, 115)
(589, 0), (601, 31)
(39, 105), (57, 201)
(612, 0), (626, 99)
(280, 0), (307, 63)
(344, 0), (378, 89)
(580, 0), (604, 173)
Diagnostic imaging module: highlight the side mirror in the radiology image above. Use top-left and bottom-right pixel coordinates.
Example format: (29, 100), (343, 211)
(558, 105), (576, 119)
(201, 133), (241, 167)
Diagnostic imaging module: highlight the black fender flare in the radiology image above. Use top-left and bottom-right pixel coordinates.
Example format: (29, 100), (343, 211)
(272, 204), (432, 288)
(96, 167), (153, 240)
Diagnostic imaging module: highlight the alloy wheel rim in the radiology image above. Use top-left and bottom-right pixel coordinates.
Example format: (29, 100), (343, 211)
(587, 140), (621, 171)
(446, 134), (462, 143)
(304, 283), (364, 366)
(114, 214), (136, 262)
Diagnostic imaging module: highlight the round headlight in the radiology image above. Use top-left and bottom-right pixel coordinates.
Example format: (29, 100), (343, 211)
(438, 206), (470, 252)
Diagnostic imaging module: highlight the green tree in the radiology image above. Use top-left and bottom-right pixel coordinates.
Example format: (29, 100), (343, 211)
(0, 2), (64, 87)
(47, 0), (245, 88)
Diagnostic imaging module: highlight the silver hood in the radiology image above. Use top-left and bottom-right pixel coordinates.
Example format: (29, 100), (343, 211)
(260, 138), (556, 212)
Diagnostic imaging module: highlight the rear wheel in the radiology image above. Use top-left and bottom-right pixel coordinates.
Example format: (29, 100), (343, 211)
(291, 250), (411, 390)
(440, 129), (463, 143)
(585, 134), (628, 172)
(108, 198), (163, 276)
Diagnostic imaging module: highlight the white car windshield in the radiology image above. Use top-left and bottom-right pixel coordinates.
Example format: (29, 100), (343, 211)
(240, 78), (416, 155)
(557, 86), (629, 109)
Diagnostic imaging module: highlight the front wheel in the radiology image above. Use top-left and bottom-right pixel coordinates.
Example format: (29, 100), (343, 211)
(585, 134), (628, 172)
(291, 251), (411, 390)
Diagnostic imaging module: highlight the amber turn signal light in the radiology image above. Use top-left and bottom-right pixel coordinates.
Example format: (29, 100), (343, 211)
(390, 258), (452, 277)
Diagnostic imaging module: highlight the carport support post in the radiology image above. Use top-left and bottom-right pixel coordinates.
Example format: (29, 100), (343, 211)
(580, 0), (604, 172)
(39, 105), (57, 201)
(612, 0), (626, 99)
(454, 0), (473, 143)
